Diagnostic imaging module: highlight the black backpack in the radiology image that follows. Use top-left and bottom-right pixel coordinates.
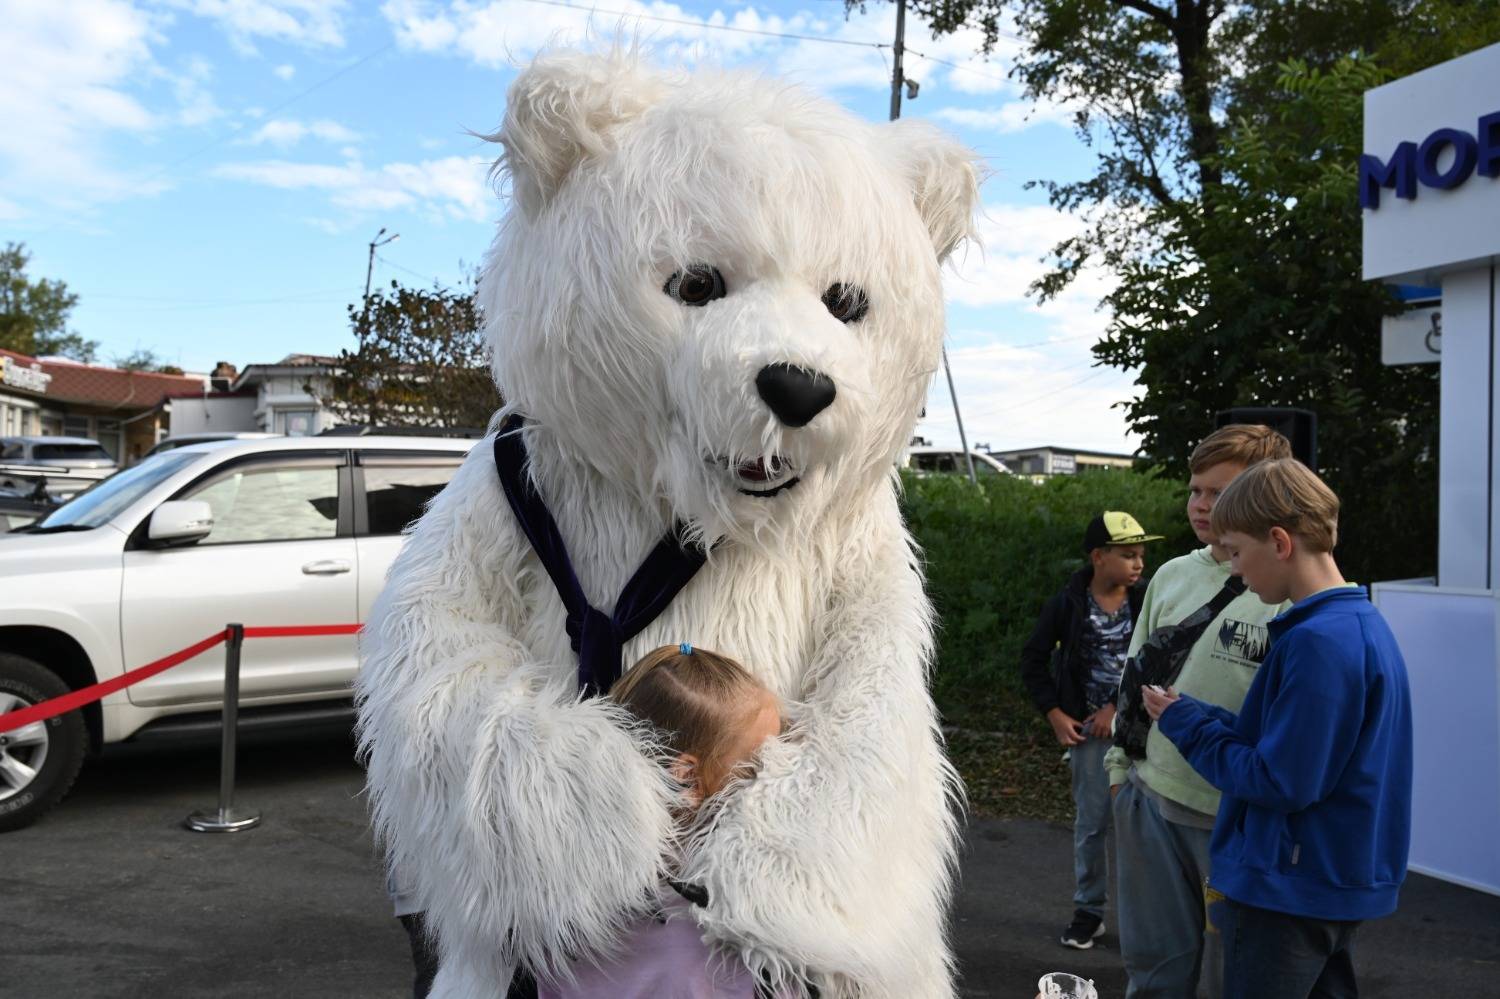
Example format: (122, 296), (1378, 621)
(1113, 576), (1247, 760)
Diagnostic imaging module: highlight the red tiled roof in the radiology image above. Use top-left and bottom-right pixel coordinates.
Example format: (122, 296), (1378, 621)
(37, 358), (206, 410)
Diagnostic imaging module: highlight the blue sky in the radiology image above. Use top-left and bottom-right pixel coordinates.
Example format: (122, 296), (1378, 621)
(2, 0), (1140, 454)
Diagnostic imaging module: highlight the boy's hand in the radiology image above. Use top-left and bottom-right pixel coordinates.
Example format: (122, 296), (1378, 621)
(1046, 708), (1086, 746)
(1087, 704), (1116, 739)
(1142, 684), (1180, 721)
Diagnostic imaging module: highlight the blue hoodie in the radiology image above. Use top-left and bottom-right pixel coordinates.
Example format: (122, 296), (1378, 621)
(1156, 587), (1412, 921)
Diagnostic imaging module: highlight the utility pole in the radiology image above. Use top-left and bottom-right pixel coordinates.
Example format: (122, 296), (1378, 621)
(889, 0), (907, 120)
(365, 227), (400, 302)
(889, 0), (978, 486)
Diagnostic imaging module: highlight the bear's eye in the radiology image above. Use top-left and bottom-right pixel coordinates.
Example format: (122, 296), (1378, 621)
(664, 265), (726, 307)
(822, 283), (869, 324)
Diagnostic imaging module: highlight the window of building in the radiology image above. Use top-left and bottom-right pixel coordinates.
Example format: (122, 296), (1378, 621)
(276, 409), (316, 437)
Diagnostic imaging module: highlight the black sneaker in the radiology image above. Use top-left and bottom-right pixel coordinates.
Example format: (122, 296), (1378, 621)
(1060, 909), (1105, 949)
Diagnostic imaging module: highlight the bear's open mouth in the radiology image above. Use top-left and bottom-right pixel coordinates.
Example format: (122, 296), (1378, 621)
(705, 455), (801, 497)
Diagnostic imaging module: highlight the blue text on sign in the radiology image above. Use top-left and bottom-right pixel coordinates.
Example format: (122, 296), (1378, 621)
(1360, 111), (1500, 210)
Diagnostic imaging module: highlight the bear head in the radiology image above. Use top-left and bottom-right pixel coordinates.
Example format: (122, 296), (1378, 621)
(481, 49), (980, 546)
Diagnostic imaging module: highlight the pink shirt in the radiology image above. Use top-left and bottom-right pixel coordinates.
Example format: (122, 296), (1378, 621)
(538, 894), (772, 999)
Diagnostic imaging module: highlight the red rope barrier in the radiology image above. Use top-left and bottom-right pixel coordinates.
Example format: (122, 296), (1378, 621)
(0, 623), (362, 735)
(243, 624), (363, 639)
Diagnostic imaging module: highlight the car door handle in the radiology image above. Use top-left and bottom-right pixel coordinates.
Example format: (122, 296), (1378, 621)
(302, 559), (352, 575)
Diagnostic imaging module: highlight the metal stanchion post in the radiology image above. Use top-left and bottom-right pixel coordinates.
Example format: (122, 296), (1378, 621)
(185, 624), (261, 833)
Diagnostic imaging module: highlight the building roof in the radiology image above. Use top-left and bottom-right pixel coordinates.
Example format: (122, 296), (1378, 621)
(230, 353), (341, 391)
(990, 445), (1136, 461)
(34, 357), (207, 410)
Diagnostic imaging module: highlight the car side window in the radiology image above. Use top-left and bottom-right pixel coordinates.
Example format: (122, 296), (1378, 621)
(362, 457), (463, 535)
(0, 442), (21, 460)
(183, 461), (340, 545)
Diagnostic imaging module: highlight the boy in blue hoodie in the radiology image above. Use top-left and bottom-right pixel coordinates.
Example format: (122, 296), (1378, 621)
(1142, 459), (1412, 999)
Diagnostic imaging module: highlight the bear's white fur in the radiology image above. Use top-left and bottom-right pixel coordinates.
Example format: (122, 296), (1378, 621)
(355, 49), (980, 999)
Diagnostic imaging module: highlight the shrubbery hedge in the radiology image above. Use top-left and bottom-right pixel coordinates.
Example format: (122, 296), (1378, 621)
(900, 468), (1198, 731)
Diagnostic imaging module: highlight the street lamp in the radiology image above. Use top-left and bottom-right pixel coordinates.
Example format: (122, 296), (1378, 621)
(364, 227), (401, 301)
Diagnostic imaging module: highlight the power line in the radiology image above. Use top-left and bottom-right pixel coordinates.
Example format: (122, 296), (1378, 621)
(141, 41), (396, 182)
(92, 291), (364, 313)
(375, 254), (454, 288)
(903, 47), (1012, 87)
(508, 0), (1021, 91)
(87, 287), (358, 303)
(513, 0), (888, 48)
(964, 366), (1114, 420)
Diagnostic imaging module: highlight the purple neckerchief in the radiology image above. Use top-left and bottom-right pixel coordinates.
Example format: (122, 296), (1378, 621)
(493, 414), (708, 696)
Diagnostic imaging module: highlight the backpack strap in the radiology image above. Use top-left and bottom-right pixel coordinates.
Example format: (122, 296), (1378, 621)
(493, 414), (708, 696)
(1113, 575), (1247, 759)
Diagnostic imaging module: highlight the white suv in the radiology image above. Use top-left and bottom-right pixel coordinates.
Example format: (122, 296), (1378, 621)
(0, 435), (476, 831)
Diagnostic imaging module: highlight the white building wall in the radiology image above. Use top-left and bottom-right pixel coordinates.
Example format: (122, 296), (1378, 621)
(166, 395), (258, 436)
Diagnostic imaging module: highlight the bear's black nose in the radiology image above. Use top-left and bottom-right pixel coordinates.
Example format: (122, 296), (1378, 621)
(756, 364), (837, 428)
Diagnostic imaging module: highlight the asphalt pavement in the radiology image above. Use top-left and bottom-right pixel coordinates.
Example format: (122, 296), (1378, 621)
(5, 728), (1497, 998)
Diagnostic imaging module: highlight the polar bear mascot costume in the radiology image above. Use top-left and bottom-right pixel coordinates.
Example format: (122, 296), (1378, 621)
(356, 49), (980, 999)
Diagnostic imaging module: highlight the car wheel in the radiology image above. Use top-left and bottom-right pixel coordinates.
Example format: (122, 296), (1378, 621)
(0, 653), (88, 833)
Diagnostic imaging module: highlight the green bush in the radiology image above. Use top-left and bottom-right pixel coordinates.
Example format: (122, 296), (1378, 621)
(901, 468), (1198, 731)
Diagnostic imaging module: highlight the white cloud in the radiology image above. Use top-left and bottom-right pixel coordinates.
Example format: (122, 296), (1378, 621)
(943, 204), (1097, 308)
(245, 118), (360, 146)
(215, 153), (493, 220)
(915, 336), (1139, 455)
(160, 0), (348, 51)
(0, 0), (166, 212)
(933, 101), (1073, 135)
(381, 0), (822, 69)
(168, 54), (223, 126)
(273, 63), (296, 79)
(916, 201), (1135, 453)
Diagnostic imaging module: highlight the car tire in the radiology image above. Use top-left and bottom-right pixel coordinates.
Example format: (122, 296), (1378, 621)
(0, 653), (88, 833)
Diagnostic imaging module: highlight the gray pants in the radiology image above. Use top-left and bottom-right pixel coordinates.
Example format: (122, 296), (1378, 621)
(1069, 735), (1113, 917)
(1114, 778), (1223, 999)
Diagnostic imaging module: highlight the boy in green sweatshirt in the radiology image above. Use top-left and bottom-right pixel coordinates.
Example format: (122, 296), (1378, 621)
(1106, 424), (1292, 999)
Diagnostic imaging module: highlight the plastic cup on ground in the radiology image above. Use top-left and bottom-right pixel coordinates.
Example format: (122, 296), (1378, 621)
(1037, 972), (1098, 999)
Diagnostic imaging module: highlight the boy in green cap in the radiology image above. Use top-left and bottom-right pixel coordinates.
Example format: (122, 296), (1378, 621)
(1021, 510), (1162, 949)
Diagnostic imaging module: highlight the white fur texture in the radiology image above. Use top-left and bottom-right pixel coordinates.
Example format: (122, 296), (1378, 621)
(356, 49), (980, 998)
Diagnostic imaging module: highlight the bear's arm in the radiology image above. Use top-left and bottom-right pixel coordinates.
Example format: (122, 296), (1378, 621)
(681, 493), (959, 999)
(354, 444), (680, 991)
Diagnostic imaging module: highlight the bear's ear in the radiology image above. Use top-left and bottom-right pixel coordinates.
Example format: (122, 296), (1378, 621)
(883, 119), (981, 261)
(495, 50), (665, 219)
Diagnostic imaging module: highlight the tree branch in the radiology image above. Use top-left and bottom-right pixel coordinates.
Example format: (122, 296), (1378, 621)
(1111, 0), (1176, 29)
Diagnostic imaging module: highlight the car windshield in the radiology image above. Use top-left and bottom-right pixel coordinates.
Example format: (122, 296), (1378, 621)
(34, 443), (113, 462)
(30, 452), (198, 531)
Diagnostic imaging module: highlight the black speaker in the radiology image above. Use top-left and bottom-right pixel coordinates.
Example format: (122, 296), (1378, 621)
(1215, 407), (1317, 471)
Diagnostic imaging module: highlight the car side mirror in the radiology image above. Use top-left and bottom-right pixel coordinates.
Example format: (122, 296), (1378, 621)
(148, 500), (214, 545)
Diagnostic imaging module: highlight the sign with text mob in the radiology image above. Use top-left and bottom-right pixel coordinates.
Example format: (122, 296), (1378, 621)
(1362, 41), (1500, 897)
(1362, 43), (1500, 286)
(1359, 111), (1500, 210)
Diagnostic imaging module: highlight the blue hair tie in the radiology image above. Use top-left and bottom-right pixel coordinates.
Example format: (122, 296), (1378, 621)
(679, 643), (693, 656)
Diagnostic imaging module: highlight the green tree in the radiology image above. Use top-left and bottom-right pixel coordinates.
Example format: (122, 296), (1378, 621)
(988, 1), (1499, 581)
(0, 242), (98, 362)
(315, 281), (501, 430)
(112, 347), (184, 374)
(1094, 57), (1443, 582)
